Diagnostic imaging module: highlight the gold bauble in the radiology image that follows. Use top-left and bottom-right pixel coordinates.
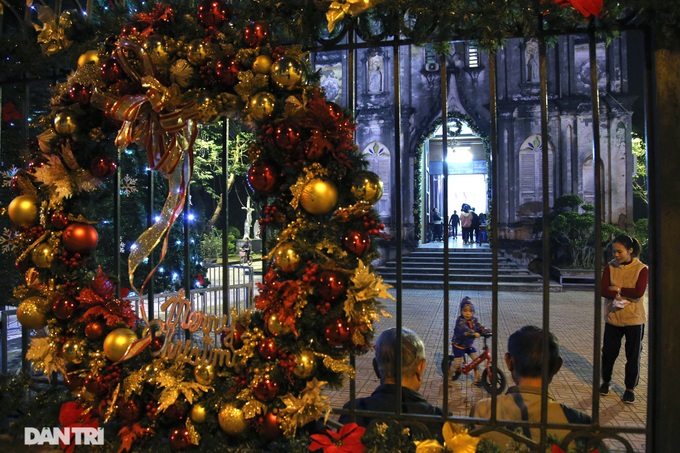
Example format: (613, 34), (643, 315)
(190, 403), (208, 424)
(17, 296), (49, 330)
(103, 328), (138, 362)
(186, 39), (215, 66)
(77, 50), (100, 67)
(267, 313), (292, 336)
(293, 349), (316, 379)
(32, 243), (55, 268)
(270, 56), (306, 90)
(218, 404), (248, 435)
(54, 111), (78, 136)
(248, 92), (276, 120)
(8, 195), (39, 227)
(351, 171), (384, 205)
(143, 35), (170, 67)
(252, 54), (273, 75)
(62, 339), (86, 364)
(300, 178), (338, 215)
(193, 363), (216, 385)
(274, 243), (301, 273)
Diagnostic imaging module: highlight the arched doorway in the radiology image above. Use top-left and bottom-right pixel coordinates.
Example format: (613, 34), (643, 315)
(425, 120), (488, 242)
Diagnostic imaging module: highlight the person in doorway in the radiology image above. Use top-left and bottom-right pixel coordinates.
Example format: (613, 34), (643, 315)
(470, 326), (593, 451)
(448, 297), (488, 386)
(432, 208), (444, 241)
(599, 234), (648, 404)
(449, 210), (460, 239)
(339, 327), (445, 440)
(471, 208), (480, 244)
(460, 204), (472, 244)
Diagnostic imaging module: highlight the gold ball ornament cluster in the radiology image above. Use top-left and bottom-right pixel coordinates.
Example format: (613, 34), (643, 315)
(8, 195), (39, 227)
(190, 403), (208, 424)
(77, 50), (100, 67)
(62, 338), (86, 364)
(17, 296), (49, 330)
(300, 178), (338, 215)
(54, 111), (78, 136)
(103, 328), (138, 362)
(267, 313), (292, 336)
(218, 404), (248, 435)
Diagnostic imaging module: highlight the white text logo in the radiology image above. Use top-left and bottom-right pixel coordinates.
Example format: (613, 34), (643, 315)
(24, 427), (104, 446)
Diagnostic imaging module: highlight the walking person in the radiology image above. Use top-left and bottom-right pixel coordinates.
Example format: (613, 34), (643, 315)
(431, 208), (444, 241)
(471, 208), (480, 244)
(460, 204), (472, 244)
(449, 210), (460, 239)
(599, 234), (648, 404)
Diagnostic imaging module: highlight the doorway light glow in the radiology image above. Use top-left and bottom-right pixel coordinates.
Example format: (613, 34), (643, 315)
(446, 147), (473, 164)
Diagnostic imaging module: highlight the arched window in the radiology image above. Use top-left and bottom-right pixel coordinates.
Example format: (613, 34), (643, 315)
(518, 134), (554, 205)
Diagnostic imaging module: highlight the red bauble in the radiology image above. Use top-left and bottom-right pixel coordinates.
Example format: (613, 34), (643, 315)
(315, 270), (347, 301)
(100, 58), (123, 84)
(169, 428), (191, 451)
(65, 374), (84, 392)
(214, 57), (240, 86)
(150, 334), (166, 352)
(85, 321), (105, 340)
(197, 0), (232, 28)
(51, 211), (70, 230)
(90, 156), (118, 178)
(221, 323), (245, 349)
(68, 83), (92, 106)
(258, 411), (282, 440)
(342, 230), (371, 256)
(118, 398), (142, 425)
(120, 21), (150, 38)
(243, 21), (270, 48)
(52, 296), (79, 321)
(247, 161), (279, 195)
(62, 223), (98, 253)
(274, 124), (302, 151)
(252, 378), (279, 402)
(163, 403), (187, 423)
(85, 373), (108, 396)
(305, 130), (332, 161)
(258, 337), (278, 361)
(325, 318), (352, 346)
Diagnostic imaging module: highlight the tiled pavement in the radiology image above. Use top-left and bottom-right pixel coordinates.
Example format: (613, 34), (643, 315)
(323, 288), (648, 452)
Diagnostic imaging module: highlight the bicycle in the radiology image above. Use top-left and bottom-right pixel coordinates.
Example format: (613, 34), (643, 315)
(443, 331), (507, 394)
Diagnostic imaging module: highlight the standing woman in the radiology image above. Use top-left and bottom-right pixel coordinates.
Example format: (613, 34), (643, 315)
(599, 234), (648, 404)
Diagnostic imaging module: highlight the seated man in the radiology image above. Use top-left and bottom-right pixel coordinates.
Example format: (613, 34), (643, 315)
(339, 327), (444, 440)
(470, 325), (594, 452)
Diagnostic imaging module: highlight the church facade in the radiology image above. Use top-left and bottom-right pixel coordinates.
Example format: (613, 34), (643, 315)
(312, 34), (637, 243)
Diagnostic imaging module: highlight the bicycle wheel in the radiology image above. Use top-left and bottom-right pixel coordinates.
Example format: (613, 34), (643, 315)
(481, 367), (507, 393)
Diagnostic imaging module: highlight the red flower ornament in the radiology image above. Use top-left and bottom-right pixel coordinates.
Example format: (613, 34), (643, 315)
(554, 0), (603, 18)
(309, 422), (366, 453)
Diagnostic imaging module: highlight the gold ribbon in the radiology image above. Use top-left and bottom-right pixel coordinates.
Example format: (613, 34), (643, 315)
(326, 0), (382, 32)
(93, 40), (198, 358)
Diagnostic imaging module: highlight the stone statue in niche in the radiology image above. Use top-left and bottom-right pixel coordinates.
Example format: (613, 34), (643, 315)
(525, 39), (539, 82)
(367, 52), (384, 93)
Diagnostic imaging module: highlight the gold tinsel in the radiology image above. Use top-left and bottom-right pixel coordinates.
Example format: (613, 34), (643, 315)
(318, 352), (356, 379)
(236, 388), (267, 419)
(25, 337), (62, 377)
(441, 423), (480, 453)
(344, 259), (394, 322)
(278, 379), (331, 437)
(185, 419), (201, 445)
(156, 362), (211, 412)
(233, 72), (270, 102)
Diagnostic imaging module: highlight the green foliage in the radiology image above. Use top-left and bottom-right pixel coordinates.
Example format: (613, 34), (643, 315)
(199, 228), (223, 260)
(634, 217), (649, 262)
(632, 133), (648, 206)
(550, 195), (625, 268)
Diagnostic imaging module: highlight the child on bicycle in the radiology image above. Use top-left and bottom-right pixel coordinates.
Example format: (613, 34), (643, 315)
(449, 296), (489, 386)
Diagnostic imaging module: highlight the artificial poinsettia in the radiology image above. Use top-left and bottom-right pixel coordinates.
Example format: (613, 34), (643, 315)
(554, 0), (603, 18)
(77, 268), (137, 327)
(309, 422), (367, 453)
(59, 402), (99, 453)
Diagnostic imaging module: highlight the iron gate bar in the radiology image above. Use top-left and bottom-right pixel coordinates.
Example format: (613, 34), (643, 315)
(221, 119), (230, 317)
